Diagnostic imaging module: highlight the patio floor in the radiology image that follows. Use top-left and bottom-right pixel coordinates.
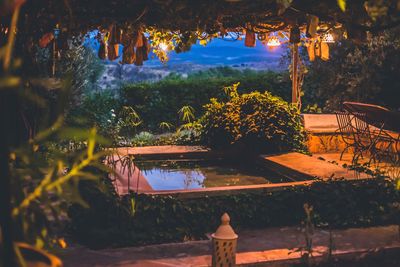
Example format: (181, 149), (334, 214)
(314, 152), (400, 179)
(60, 225), (400, 267)
(262, 152), (371, 180)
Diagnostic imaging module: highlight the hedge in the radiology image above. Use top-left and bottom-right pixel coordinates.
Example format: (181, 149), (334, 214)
(68, 178), (399, 249)
(121, 68), (291, 130)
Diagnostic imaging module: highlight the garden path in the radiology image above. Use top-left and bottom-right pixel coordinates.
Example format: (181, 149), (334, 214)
(61, 225), (400, 267)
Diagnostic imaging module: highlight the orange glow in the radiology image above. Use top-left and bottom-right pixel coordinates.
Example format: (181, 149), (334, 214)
(322, 33), (334, 43)
(266, 36), (281, 47)
(159, 42), (169, 51)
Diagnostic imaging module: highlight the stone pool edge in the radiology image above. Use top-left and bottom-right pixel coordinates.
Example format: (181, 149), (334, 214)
(111, 146), (373, 198)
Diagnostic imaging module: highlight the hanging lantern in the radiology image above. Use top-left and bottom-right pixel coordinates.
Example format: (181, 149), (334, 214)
(266, 36), (280, 47)
(321, 42), (330, 61)
(306, 40), (316, 62)
(257, 33), (266, 41)
(321, 33), (334, 43)
(306, 15), (319, 38)
(53, 25), (60, 40)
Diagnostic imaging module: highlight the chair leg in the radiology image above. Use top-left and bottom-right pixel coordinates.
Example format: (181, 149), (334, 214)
(340, 146), (348, 161)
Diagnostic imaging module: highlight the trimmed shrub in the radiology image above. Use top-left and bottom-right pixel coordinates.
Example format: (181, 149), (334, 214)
(200, 89), (306, 153)
(68, 178), (399, 249)
(121, 68), (290, 130)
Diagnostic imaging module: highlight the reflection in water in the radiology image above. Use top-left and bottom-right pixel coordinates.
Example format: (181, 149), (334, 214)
(135, 160), (289, 190)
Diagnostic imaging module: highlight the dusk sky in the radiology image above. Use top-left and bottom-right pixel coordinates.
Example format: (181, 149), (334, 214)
(87, 33), (287, 68)
(148, 38), (287, 66)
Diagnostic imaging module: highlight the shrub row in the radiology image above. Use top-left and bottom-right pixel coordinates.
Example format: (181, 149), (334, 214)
(122, 68), (290, 130)
(68, 178), (399, 249)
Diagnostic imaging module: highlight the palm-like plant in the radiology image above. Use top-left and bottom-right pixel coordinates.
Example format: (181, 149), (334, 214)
(159, 121), (173, 132)
(178, 105), (195, 124)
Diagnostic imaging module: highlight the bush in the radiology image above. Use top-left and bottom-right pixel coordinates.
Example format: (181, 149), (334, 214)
(68, 178), (400, 248)
(68, 90), (122, 138)
(200, 88), (306, 153)
(131, 131), (156, 146)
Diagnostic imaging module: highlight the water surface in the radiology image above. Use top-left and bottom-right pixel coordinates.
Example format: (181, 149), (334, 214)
(135, 159), (288, 190)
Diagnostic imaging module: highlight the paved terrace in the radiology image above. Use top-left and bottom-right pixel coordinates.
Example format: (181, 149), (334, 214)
(262, 153), (371, 180)
(61, 225), (400, 267)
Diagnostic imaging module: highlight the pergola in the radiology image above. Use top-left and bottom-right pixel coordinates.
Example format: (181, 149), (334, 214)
(1, 1), (399, 266)
(2, 0), (400, 106)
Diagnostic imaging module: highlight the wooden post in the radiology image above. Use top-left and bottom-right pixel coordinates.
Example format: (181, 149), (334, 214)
(52, 38), (56, 77)
(291, 42), (299, 106)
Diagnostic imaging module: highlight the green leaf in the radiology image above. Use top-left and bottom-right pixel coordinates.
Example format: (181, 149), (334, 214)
(130, 196), (136, 215)
(0, 76), (20, 88)
(337, 0), (346, 11)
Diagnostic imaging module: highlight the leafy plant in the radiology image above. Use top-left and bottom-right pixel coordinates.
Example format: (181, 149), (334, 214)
(131, 131), (156, 147)
(223, 82), (240, 98)
(0, 6), (108, 266)
(178, 105), (195, 124)
(303, 104), (322, 114)
(159, 121), (173, 132)
(11, 124), (109, 251)
(200, 88), (307, 153)
(300, 203), (315, 266)
(117, 106), (142, 142)
(70, 90), (122, 139)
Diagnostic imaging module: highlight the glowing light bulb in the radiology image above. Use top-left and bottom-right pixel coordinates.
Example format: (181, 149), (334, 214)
(266, 36), (281, 47)
(159, 42), (169, 51)
(322, 33), (334, 43)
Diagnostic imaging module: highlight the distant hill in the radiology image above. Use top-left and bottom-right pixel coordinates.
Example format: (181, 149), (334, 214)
(93, 38), (287, 89)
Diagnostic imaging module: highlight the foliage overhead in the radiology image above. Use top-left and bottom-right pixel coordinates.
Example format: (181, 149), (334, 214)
(1, 0), (400, 65)
(7, 0), (399, 35)
(301, 27), (400, 111)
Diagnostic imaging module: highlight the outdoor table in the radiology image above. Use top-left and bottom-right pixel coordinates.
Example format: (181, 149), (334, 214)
(343, 102), (400, 164)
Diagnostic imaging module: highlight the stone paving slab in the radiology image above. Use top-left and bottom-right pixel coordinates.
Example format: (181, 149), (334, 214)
(115, 146), (209, 157)
(261, 152), (371, 180)
(60, 225), (400, 267)
(314, 152), (400, 179)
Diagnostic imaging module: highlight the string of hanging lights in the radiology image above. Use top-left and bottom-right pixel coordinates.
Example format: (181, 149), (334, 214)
(242, 25), (338, 108)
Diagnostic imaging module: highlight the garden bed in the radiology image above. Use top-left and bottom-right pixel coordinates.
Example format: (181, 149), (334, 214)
(68, 176), (399, 249)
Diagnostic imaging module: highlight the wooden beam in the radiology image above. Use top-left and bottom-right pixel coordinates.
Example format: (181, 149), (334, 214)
(291, 42), (299, 106)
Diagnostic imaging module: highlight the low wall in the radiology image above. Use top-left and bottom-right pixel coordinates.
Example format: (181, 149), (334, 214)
(307, 133), (351, 154)
(302, 113), (350, 154)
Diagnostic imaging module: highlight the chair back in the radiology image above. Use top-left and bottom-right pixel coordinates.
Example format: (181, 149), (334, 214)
(335, 111), (356, 144)
(352, 112), (373, 146)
